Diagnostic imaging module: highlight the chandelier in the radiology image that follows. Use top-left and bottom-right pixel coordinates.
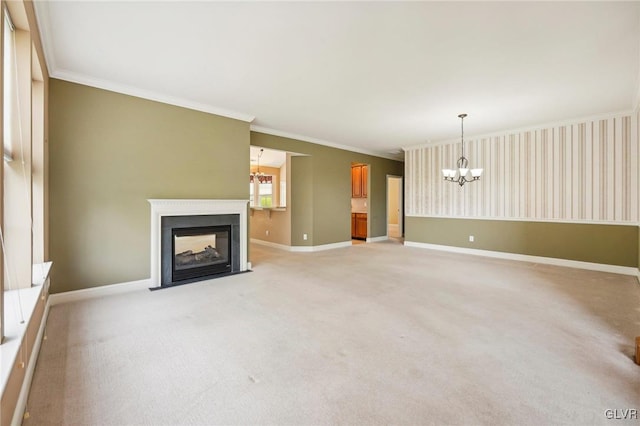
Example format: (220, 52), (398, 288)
(251, 148), (268, 183)
(442, 113), (483, 186)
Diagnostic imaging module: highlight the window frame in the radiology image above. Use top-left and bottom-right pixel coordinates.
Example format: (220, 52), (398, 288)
(249, 174), (274, 208)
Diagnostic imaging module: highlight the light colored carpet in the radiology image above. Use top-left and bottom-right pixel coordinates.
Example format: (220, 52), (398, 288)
(24, 241), (640, 425)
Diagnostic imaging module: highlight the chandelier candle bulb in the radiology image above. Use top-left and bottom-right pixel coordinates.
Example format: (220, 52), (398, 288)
(470, 168), (483, 178)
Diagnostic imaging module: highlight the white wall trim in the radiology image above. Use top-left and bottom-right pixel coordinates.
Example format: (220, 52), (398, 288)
(406, 214), (637, 227)
(637, 269), (640, 284)
(51, 69), (255, 123)
(49, 279), (151, 306)
(11, 300), (51, 426)
(404, 241), (638, 276)
(251, 239), (353, 252)
(290, 241), (353, 252)
(367, 236), (389, 243)
(251, 125), (403, 161)
(250, 238), (293, 251)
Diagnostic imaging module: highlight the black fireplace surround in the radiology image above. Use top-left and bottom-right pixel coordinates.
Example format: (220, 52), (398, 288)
(161, 214), (240, 287)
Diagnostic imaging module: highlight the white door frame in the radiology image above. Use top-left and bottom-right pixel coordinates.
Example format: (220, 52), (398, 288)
(386, 175), (403, 238)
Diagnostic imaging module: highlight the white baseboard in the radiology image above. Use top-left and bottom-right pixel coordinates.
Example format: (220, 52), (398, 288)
(366, 236), (389, 243)
(290, 241), (352, 252)
(251, 238), (352, 252)
(404, 241), (638, 276)
(49, 279), (152, 306)
(250, 238), (292, 251)
(11, 296), (50, 426)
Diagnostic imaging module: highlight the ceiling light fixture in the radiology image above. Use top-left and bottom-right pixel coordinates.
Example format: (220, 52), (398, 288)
(251, 148), (268, 183)
(442, 113), (483, 187)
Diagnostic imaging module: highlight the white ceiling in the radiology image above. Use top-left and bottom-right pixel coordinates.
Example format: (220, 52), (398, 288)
(34, 1), (640, 159)
(250, 146), (286, 168)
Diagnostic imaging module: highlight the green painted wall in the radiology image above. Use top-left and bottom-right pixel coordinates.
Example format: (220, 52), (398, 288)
(49, 80), (250, 293)
(290, 156), (314, 246)
(250, 132), (404, 246)
(406, 217), (638, 267)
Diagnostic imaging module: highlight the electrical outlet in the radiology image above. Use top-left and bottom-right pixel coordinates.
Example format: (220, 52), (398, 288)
(303, 233), (308, 241)
(469, 235), (474, 242)
(266, 230), (270, 236)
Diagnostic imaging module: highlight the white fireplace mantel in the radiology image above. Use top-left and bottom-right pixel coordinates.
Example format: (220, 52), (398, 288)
(148, 199), (249, 287)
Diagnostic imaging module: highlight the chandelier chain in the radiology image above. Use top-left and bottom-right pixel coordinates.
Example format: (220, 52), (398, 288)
(461, 114), (464, 159)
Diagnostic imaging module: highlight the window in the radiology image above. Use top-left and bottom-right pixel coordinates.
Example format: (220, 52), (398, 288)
(1, 1), (49, 343)
(258, 177), (273, 207)
(249, 175), (273, 207)
(3, 4), (33, 293)
(3, 9), (14, 162)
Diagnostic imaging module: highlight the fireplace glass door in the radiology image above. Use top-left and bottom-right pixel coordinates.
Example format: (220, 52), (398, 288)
(171, 225), (231, 282)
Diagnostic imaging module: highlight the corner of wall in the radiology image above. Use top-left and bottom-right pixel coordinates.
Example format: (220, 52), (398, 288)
(405, 111), (640, 268)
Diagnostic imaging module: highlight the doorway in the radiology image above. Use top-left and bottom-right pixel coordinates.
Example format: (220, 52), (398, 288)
(387, 176), (403, 239)
(351, 162), (369, 244)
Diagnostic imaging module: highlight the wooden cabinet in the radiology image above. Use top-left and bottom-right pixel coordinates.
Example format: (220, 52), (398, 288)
(351, 165), (362, 198)
(351, 213), (357, 238)
(361, 165), (367, 197)
(351, 213), (367, 239)
(351, 165), (368, 198)
(355, 214), (367, 239)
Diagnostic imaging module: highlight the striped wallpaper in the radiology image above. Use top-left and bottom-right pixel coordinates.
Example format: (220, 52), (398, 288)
(405, 113), (639, 223)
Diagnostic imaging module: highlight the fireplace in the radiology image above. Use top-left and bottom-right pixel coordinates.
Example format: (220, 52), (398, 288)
(172, 225), (231, 281)
(149, 199), (249, 288)
(161, 214), (240, 286)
